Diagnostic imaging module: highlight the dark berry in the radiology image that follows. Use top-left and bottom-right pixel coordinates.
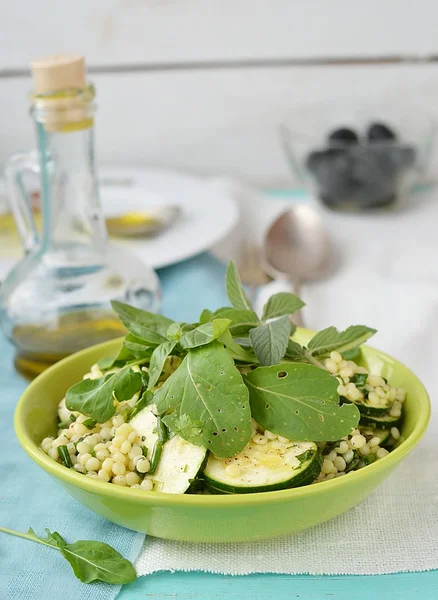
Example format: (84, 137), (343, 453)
(327, 127), (359, 145)
(368, 122), (397, 142)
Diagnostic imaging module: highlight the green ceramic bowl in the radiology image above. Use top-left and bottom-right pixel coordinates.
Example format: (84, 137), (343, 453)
(15, 332), (430, 543)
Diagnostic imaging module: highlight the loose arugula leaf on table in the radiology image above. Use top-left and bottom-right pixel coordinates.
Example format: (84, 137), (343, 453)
(154, 341), (252, 458)
(214, 307), (261, 336)
(0, 526), (136, 585)
(111, 300), (174, 346)
(262, 292), (305, 320)
(225, 260), (253, 311)
(66, 364), (143, 422)
(179, 319), (231, 349)
(147, 340), (177, 390)
(244, 363), (360, 441)
(307, 325), (376, 358)
(249, 315), (292, 366)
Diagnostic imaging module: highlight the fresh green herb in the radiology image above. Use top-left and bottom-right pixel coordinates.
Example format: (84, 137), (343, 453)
(351, 373), (368, 389)
(168, 414), (203, 438)
(296, 449), (314, 464)
(249, 315), (292, 366)
(155, 342), (252, 458)
(307, 325), (376, 358)
(284, 339), (307, 361)
(199, 309), (214, 324)
(342, 347), (362, 361)
(141, 445), (148, 457)
(147, 340), (177, 390)
(148, 417), (168, 475)
(261, 292), (305, 320)
(58, 445), (73, 468)
(213, 307), (260, 336)
(97, 345), (134, 370)
(244, 363), (360, 441)
(82, 418), (97, 429)
(179, 319), (231, 350)
(129, 390), (153, 421)
(58, 413), (77, 429)
(66, 364), (143, 423)
(166, 322), (183, 340)
(111, 300), (174, 346)
(0, 526), (136, 585)
(225, 260), (253, 311)
(122, 334), (154, 359)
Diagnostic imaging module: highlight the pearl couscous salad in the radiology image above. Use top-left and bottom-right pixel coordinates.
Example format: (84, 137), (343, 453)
(41, 262), (406, 494)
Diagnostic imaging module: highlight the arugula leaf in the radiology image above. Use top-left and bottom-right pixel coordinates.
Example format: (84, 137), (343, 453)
(262, 292), (305, 320)
(155, 342), (252, 458)
(123, 334), (154, 359)
(244, 363), (360, 441)
(179, 319), (231, 349)
(148, 340), (177, 390)
(0, 526), (136, 585)
(307, 325), (376, 357)
(66, 365), (143, 422)
(225, 261), (253, 311)
(249, 316), (292, 366)
(214, 307), (260, 336)
(111, 300), (173, 346)
(199, 309), (214, 324)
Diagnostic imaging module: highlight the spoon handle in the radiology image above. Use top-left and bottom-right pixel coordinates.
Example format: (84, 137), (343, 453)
(291, 276), (305, 328)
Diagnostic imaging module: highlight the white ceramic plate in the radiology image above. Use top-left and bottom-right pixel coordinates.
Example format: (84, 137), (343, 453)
(0, 167), (239, 276)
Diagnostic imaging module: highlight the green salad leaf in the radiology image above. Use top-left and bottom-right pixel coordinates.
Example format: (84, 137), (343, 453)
(262, 292), (305, 320)
(179, 319), (231, 349)
(147, 340), (177, 390)
(66, 364), (143, 422)
(155, 342), (252, 458)
(0, 526), (136, 585)
(213, 307), (260, 336)
(123, 334), (154, 359)
(111, 300), (173, 346)
(249, 315), (292, 366)
(199, 309), (214, 324)
(225, 261), (253, 311)
(307, 325), (376, 358)
(244, 363), (360, 441)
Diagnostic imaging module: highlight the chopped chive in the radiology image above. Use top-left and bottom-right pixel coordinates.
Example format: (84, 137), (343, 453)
(351, 373), (368, 389)
(82, 418), (96, 429)
(58, 445), (73, 468)
(148, 441), (163, 475)
(141, 445), (148, 457)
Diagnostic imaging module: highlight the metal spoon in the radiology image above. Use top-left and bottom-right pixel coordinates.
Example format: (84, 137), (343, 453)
(105, 204), (181, 237)
(263, 205), (335, 327)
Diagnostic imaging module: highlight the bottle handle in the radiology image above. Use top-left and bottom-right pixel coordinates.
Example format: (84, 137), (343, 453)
(4, 149), (41, 253)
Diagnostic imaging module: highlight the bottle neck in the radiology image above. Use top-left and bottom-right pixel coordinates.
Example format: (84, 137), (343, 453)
(35, 118), (107, 255)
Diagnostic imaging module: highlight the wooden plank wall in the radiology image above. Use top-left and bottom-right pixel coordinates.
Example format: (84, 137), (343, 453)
(1, 1), (437, 185)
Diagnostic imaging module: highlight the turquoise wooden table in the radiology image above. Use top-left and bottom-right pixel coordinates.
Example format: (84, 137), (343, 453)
(2, 252), (436, 599)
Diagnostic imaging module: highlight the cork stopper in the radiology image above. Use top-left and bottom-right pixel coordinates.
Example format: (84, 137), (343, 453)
(30, 54), (93, 131)
(31, 54), (85, 94)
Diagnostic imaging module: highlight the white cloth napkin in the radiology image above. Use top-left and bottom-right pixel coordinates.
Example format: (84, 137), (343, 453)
(136, 181), (438, 576)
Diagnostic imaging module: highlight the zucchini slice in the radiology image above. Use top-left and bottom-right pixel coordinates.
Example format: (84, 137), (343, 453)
(355, 400), (393, 417)
(359, 426), (391, 447)
(151, 436), (207, 494)
(130, 406), (206, 494)
(359, 412), (403, 430)
(203, 440), (321, 494)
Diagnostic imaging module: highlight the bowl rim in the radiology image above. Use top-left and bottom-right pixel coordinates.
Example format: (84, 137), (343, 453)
(15, 335), (431, 508)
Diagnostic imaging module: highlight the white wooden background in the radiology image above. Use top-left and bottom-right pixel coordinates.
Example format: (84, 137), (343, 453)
(1, 0), (438, 185)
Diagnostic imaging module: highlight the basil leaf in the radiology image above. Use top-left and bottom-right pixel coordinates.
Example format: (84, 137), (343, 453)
(284, 339), (306, 361)
(58, 539), (136, 584)
(199, 309), (214, 324)
(66, 366), (143, 422)
(244, 363), (360, 441)
(155, 342), (252, 458)
(111, 301), (173, 345)
(123, 334), (154, 359)
(225, 261), (253, 311)
(97, 346), (134, 370)
(307, 325), (376, 357)
(262, 292), (305, 320)
(148, 340), (177, 390)
(214, 307), (260, 336)
(249, 316), (292, 366)
(179, 319), (231, 349)
(0, 526), (136, 585)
